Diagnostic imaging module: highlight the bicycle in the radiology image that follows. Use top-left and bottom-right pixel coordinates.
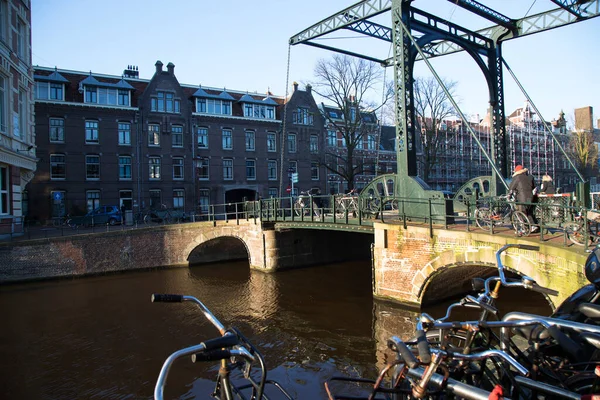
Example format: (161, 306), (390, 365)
(293, 191), (320, 217)
(134, 209), (152, 225)
(52, 214), (75, 228)
(565, 208), (600, 246)
(151, 294), (292, 400)
(474, 192), (531, 237)
(333, 191), (359, 217)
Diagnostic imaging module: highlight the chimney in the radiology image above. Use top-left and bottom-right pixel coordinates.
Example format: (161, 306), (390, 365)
(155, 60), (163, 74)
(597, 118), (600, 129)
(167, 62), (175, 75)
(123, 65), (139, 79)
(293, 81), (298, 92)
(305, 83), (312, 94)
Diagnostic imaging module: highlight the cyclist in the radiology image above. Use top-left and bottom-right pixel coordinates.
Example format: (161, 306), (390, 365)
(509, 164), (538, 233)
(540, 174), (556, 195)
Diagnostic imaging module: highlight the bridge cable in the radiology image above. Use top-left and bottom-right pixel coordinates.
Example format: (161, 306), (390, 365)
(279, 44), (292, 197)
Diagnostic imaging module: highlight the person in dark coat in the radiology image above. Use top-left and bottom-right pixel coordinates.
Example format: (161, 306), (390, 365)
(540, 174), (555, 195)
(508, 165), (538, 231)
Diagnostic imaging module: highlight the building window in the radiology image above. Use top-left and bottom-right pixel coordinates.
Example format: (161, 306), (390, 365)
(173, 157), (184, 180)
(149, 190), (161, 209)
(267, 132), (276, 152)
(18, 90), (26, 138)
(49, 118), (65, 142)
(287, 133), (297, 153)
(151, 91), (180, 113)
(199, 189), (210, 214)
(16, 18), (26, 60)
(85, 120), (99, 144)
(246, 160), (256, 180)
(311, 161), (319, 180)
(149, 157), (161, 180)
(268, 160), (277, 181)
(327, 130), (336, 146)
(0, 165), (7, 215)
(293, 107), (314, 125)
(173, 189), (184, 209)
(50, 154), (66, 179)
(223, 159), (233, 180)
(197, 98), (232, 115)
(368, 134), (377, 150)
(172, 125), (183, 148)
(148, 124), (160, 146)
(36, 82), (64, 101)
(243, 103), (275, 120)
(0, 76), (5, 132)
(222, 129), (232, 150)
(0, 1), (6, 43)
(85, 87), (97, 103)
(118, 122), (131, 145)
(86, 155), (100, 180)
(289, 161), (297, 173)
(197, 127), (208, 149)
(268, 188), (278, 198)
(118, 90), (129, 106)
(310, 134), (318, 153)
(197, 158), (209, 180)
(86, 191), (100, 213)
(119, 156), (132, 180)
(245, 131), (255, 151)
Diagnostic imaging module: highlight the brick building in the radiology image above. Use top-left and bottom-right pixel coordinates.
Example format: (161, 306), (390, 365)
(0, 0), (34, 237)
(29, 62), (328, 222)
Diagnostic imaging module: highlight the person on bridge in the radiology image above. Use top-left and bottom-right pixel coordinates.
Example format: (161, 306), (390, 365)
(540, 174), (556, 195)
(509, 165), (539, 233)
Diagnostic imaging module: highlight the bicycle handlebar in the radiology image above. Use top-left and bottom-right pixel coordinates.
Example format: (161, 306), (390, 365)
(152, 293), (227, 335)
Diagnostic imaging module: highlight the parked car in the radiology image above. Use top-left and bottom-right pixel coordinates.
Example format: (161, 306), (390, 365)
(72, 205), (122, 226)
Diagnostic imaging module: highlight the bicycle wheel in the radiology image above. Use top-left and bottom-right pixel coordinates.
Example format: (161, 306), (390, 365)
(474, 208), (492, 230)
(143, 213), (151, 224)
(335, 199), (345, 216)
(293, 201), (304, 217)
(511, 211), (531, 237)
(388, 199), (399, 211)
(365, 197), (380, 213)
(564, 221), (586, 246)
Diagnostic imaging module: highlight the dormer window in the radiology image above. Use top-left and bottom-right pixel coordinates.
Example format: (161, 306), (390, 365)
(196, 98), (232, 115)
(80, 74), (134, 106)
(239, 94), (277, 120)
(35, 82), (64, 101)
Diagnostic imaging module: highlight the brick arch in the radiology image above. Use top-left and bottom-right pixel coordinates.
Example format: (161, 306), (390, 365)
(411, 245), (580, 309)
(183, 226), (263, 269)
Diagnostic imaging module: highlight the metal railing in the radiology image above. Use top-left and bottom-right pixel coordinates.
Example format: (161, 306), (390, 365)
(4, 192), (600, 246)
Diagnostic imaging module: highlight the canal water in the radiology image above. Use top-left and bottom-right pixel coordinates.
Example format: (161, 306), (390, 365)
(0, 260), (552, 399)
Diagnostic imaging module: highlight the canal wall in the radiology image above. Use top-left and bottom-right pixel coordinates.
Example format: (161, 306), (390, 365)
(0, 220), (374, 283)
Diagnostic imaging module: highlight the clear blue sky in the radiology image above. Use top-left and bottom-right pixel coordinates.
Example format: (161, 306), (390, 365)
(32, 0), (600, 127)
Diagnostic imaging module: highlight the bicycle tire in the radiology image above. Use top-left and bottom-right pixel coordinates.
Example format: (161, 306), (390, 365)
(564, 221), (586, 246)
(293, 201), (303, 217)
(365, 197), (380, 213)
(511, 211), (531, 237)
(474, 208), (492, 230)
(143, 213), (151, 224)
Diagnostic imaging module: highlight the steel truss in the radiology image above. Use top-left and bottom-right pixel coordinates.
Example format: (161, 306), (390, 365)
(289, 0), (599, 196)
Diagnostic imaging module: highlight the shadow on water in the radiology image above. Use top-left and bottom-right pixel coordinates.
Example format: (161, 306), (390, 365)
(0, 259), (553, 399)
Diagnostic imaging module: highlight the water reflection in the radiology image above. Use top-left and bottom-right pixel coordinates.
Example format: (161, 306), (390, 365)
(0, 260), (550, 399)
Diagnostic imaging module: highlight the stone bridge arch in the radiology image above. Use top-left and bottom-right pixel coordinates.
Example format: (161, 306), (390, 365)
(183, 223), (266, 270)
(372, 223), (589, 309)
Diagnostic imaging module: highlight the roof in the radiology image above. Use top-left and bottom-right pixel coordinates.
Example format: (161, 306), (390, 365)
(80, 74), (135, 90)
(239, 93), (278, 105)
(33, 70), (69, 83)
(192, 87), (235, 101)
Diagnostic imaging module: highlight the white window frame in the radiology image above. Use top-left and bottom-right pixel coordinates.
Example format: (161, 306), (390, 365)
(287, 133), (297, 153)
(245, 130), (255, 151)
(246, 159), (256, 180)
(310, 134), (318, 153)
(173, 157), (184, 180)
(149, 157), (161, 180)
(267, 160), (277, 181)
(197, 127), (208, 149)
(50, 154), (66, 179)
(119, 156), (132, 180)
(222, 129), (233, 150)
(267, 132), (276, 152)
(85, 120), (99, 144)
(173, 189), (185, 209)
(49, 118), (65, 143)
(118, 122), (131, 146)
(311, 161), (319, 180)
(85, 155), (100, 180)
(148, 124), (160, 146)
(172, 125), (184, 148)
(197, 158), (209, 180)
(223, 158), (233, 180)
(0, 165), (8, 215)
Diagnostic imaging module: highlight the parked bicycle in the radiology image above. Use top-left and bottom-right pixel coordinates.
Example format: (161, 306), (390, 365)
(474, 192), (531, 236)
(294, 191), (320, 217)
(133, 209), (152, 225)
(151, 294), (292, 400)
(565, 208), (600, 246)
(52, 213), (75, 228)
(333, 190), (359, 217)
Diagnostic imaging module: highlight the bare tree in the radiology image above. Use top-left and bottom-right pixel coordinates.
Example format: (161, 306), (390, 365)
(413, 76), (458, 182)
(310, 54), (393, 191)
(569, 128), (598, 178)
